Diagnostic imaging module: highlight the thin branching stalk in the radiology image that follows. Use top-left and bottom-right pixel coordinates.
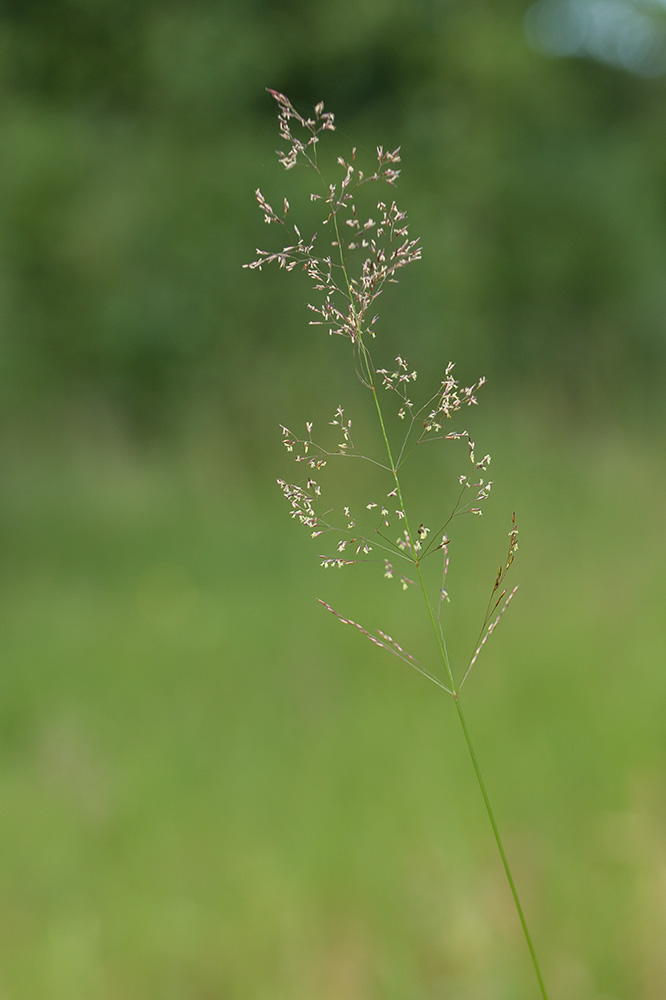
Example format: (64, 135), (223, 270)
(246, 89), (549, 999)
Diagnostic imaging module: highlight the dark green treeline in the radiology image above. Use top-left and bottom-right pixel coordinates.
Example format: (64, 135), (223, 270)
(2, 0), (665, 435)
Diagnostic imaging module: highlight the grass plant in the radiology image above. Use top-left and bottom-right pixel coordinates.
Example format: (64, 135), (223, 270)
(246, 89), (549, 998)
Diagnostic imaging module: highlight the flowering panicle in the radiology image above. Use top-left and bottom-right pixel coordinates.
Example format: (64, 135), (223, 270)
(244, 90), (420, 348)
(248, 90), (518, 690)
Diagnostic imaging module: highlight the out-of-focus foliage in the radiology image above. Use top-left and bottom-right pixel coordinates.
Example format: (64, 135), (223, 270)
(1, 0), (665, 435)
(3, 6), (666, 998)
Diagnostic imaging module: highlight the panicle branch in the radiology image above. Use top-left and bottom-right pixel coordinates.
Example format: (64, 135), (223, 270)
(266, 88), (336, 170)
(459, 513), (520, 688)
(318, 600), (452, 694)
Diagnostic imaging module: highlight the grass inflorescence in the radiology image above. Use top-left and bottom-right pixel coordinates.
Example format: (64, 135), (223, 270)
(246, 88), (549, 999)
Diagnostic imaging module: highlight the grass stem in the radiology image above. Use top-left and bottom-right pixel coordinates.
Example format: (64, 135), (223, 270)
(452, 696), (550, 1000)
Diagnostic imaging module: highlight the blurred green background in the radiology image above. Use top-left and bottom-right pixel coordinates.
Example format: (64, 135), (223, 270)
(2, 1), (666, 997)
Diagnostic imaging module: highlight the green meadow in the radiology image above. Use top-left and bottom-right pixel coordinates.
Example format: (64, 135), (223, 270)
(2, 402), (665, 999)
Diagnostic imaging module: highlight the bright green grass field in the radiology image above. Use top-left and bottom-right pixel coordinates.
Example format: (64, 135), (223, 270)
(2, 408), (665, 1000)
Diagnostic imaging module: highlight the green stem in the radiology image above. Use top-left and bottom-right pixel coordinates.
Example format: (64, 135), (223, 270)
(453, 696), (550, 1000)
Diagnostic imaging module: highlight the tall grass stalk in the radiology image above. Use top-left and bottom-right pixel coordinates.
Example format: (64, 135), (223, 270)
(246, 89), (549, 999)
